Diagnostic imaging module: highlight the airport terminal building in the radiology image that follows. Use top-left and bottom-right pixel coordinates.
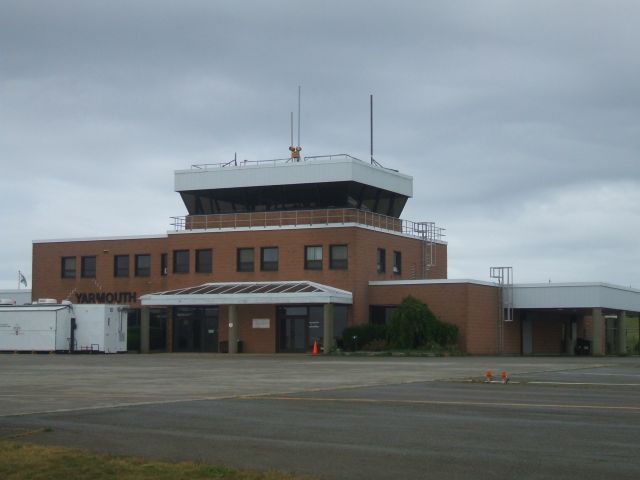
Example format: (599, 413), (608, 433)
(31, 154), (640, 355)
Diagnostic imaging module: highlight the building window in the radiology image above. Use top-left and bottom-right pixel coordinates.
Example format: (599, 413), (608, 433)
(261, 247), (279, 271)
(81, 256), (96, 278)
(330, 245), (348, 270)
(114, 255), (129, 277)
(135, 254), (151, 277)
(173, 250), (190, 273)
(377, 248), (386, 273)
(61, 256), (76, 278)
(393, 251), (402, 274)
(160, 253), (168, 276)
(305, 245), (323, 270)
(237, 248), (254, 272)
(196, 249), (212, 273)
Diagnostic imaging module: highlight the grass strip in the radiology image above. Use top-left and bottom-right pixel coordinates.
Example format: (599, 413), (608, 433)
(0, 439), (316, 480)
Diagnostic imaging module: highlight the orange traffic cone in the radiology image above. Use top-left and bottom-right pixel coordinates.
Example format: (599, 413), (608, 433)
(484, 370), (493, 383)
(501, 370), (509, 384)
(312, 340), (319, 356)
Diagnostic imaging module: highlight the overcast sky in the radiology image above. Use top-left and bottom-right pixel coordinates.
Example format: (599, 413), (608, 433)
(1, 0), (639, 290)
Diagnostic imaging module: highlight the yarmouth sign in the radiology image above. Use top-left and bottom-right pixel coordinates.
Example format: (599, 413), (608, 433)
(75, 292), (137, 304)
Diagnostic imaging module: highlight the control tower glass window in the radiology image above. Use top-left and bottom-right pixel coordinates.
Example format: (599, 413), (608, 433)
(330, 245), (348, 270)
(305, 245), (323, 270)
(261, 247), (279, 271)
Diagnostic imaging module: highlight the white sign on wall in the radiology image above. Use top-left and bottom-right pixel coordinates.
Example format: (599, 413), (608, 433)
(252, 318), (270, 329)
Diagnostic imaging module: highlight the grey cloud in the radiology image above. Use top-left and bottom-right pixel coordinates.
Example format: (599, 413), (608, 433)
(1, 1), (639, 287)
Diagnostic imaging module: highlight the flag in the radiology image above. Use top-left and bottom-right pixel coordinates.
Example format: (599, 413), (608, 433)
(19, 271), (27, 287)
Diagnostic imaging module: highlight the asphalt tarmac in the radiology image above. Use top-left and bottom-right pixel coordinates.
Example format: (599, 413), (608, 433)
(1, 354), (639, 479)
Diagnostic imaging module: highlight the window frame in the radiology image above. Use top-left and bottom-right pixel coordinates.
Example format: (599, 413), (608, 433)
(81, 256), (97, 278)
(135, 254), (151, 277)
(260, 246), (279, 272)
(160, 253), (168, 276)
(113, 255), (130, 277)
(61, 256), (76, 279)
(173, 250), (190, 274)
(304, 245), (323, 270)
(195, 248), (213, 273)
(329, 244), (348, 270)
(393, 250), (402, 274)
(377, 248), (386, 273)
(237, 247), (255, 272)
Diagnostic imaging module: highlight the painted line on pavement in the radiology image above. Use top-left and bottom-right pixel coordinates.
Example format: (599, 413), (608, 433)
(240, 395), (640, 412)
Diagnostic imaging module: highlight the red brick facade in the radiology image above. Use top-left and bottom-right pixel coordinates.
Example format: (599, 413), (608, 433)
(368, 282), (514, 354)
(32, 222), (447, 330)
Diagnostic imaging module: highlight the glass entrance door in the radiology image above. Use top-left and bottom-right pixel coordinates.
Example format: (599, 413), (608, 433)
(279, 316), (307, 352)
(173, 307), (219, 352)
(202, 308), (219, 352)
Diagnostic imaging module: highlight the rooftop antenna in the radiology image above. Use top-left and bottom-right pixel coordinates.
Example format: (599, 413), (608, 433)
(370, 94), (382, 167)
(370, 94), (373, 164)
(288, 86), (302, 161)
(290, 111), (294, 146)
(298, 85), (301, 148)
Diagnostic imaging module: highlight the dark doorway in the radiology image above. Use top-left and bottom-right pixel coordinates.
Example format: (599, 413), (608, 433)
(277, 305), (348, 352)
(279, 316), (308, 352)
(173, 307), (219, 352)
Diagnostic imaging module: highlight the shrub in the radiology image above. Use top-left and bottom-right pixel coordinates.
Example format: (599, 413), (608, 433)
(361, 339), (389, 351)
(342, 324), (388, 351)
(388, 295), (458, 349)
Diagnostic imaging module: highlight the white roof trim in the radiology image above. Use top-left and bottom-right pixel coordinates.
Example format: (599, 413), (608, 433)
(33, 234), (168, 244)
(175, 156), (413, 197)
(141, 281), (353, 306)
(513, 282), (640, 294)
(369, 279), (495, 287)
(513, 283), (640, 311)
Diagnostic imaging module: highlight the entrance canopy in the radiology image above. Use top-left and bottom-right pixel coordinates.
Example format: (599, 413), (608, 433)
(140, 281), (352, 306)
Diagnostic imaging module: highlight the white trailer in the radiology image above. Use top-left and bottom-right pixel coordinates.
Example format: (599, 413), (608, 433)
(0, 305), (73, 351)
(72, 304), (127, 353)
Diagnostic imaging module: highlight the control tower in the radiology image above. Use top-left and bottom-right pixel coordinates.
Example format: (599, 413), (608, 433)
(174, 154), (413, 218)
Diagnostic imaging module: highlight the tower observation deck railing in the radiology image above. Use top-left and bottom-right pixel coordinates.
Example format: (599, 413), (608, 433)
(189, 154), (370, 170)
(170, 208), (445, 243)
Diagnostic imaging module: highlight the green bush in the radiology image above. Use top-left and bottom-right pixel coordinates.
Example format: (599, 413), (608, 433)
(388, 295), (458, 349)
(342, 324), (388, 351)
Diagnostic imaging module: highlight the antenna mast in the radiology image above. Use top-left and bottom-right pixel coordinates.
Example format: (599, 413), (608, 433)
(297, 85), (301, 148)
(370, 94), (373, 164)
(288, 85), (302, 161)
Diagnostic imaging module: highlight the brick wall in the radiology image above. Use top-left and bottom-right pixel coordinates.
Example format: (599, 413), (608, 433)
(32, 224), (447, 332)
(367, 282), (500, 354)
(217, 305), (278, 353)
(32, 237), (170, 306)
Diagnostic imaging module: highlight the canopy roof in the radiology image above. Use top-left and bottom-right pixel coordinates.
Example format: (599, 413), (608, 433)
(140, 281), (352, 306)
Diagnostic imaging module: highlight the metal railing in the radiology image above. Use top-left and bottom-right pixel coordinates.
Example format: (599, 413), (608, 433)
(170, 208), (445, 242)
(189, 154), (364, 171)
